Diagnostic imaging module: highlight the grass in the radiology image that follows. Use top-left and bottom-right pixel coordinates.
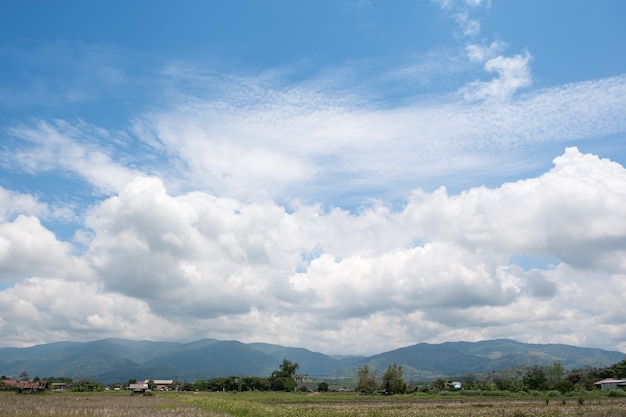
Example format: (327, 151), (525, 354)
(3, 391), (626, 417)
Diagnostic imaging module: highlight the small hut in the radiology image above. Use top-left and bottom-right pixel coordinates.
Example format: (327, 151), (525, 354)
(16, 380), (47, 394)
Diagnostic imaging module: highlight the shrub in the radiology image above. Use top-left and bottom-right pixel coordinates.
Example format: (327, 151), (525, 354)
(607, 389), (626, 397)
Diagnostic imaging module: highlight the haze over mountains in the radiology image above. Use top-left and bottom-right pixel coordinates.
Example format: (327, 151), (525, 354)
(1, 339), (623, 385)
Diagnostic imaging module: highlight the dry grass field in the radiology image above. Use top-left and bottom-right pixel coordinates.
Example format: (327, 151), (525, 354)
(2, 391), (626, 417)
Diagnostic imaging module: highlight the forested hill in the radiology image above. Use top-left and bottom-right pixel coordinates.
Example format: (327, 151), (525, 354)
(0, 338), (623, 384)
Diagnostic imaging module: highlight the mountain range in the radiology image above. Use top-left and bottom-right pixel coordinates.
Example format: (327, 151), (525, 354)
(1, 338), (623, 385)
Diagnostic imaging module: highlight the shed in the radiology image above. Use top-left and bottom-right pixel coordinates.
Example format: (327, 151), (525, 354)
(143, 379), (175, 391)
(16, 380), (47, 393)
(129, 383), (149, 395)
(594, 378), (626, 390)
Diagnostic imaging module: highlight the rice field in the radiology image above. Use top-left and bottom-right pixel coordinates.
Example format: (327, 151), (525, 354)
(2, 391), (626, 417)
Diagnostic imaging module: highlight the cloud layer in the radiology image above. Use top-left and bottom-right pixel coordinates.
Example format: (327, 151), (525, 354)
(1, 146), (625, 354)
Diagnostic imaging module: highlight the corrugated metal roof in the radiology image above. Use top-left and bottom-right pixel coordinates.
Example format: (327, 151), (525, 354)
(16, 380), (47, 390)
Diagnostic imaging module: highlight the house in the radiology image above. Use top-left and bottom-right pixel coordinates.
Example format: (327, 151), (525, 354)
(2, 380), (18, 391)
(129, 382), (149, 395)
(50, 382), (69, 392)
(142, 379), (175, 391)
(594, 378), (626, 390)
(15, 380), (47, 393)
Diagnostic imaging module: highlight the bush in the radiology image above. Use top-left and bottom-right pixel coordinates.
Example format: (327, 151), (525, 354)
(607, 389), (626, 397)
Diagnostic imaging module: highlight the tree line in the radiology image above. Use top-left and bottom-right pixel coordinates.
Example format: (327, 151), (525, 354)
(355, 357), (626, 395)
(4, 356), (626, 394)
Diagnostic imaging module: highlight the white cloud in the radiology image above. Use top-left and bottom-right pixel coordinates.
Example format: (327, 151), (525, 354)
(0, 278), (172, 347)
(0, 187), (46, 221)
(434, 0), (489, 39)
(0, 215), (91, 283)
(2, 147), (621, 354)
(461, 50), (533, 101)
(466, 41), (507, 63)
(7, 119), (142, 194)
(121, 71), (626, 206)
(402, 147), (626, 274)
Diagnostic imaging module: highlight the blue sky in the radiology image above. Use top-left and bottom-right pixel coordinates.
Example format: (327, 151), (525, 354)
(1, 0), (626, 356)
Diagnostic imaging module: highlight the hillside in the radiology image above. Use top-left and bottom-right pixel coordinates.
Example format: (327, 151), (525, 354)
(329, 339), (625, 380)
(0, 338), (623, 385)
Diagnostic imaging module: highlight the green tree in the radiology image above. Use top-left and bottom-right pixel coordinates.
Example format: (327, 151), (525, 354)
(431, 378), (447, 391)
(356, 365), (378, 394)
(380, 363), (406, 394)
(545, 361), (565, 389)
(270, 359), (299, 391)
(317, 382), (329, 392)
(567, 367), (598, 391)
(523, 367), (548, 391)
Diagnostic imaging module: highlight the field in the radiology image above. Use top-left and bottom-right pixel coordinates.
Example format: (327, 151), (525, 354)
(2, 391), (626, 417)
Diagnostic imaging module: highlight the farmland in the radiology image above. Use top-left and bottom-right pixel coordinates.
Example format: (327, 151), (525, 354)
(2, 391), (626, 417)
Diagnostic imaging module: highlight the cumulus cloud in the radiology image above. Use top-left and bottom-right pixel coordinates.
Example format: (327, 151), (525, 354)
(0, 278), (171, 347)
(0, 187), (46, 221)
(1, 147), (623, 354)
(461, 50), (533, 101)
(0, 215), (91, 283)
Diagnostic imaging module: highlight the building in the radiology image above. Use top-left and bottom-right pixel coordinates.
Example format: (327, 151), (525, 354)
(142, 379), (175, 391)
(129, 382), (149, 395)
(15, 380), (47, 393)
(1, 380), (18, 390)
(594, 378), (626, 390)
(50, 382), (70, 392)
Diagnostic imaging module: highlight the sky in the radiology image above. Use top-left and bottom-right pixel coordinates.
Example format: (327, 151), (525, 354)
(0, 0), (626, 357)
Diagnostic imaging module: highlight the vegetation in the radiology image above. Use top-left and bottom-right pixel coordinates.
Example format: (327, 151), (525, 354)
(380, 363), (406, 394)
(356, 364), (378, 394)
(3, 356), (626, 416)
(4, 390), (626, 417)
(3, 355), (626, 397)
(269, 359), (299, 392)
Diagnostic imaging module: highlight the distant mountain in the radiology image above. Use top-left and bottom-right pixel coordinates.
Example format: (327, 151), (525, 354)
(0, 338), (622, 385)
(328, 339), (626, 380)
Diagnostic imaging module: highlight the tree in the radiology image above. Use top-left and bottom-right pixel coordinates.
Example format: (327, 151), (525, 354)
(270, 359), (299, 391)
(431, 378), (447, 391)
(545, 361), (565, 389)
(19, 371), (29, 381)
(356, 365), (378, 394)
(317, 382), (329, 392)
(523, 367), (548, 391)
(380, 363), (406, 394)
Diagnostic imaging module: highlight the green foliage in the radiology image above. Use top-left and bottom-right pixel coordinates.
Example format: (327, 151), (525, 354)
(598, 357), (626, 379)
(71, 379), (104, 392)
(318, 382), (329, 392)
(356, 365), (378, 394)
(269, 359), (299, 391)
(495, 379), (524, 392)
(270, 376), (296, 392)
(607, 389), (626, 397)
(380, 363), (406, 394)
(431, 378), (447, 391)
(545, 361), (564, 388)
(522, 367), (548, 391)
